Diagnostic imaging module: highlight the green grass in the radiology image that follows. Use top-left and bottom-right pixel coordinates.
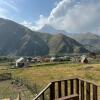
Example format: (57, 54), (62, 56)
(0, 80), (34, 100)
(0, 62), (100, 99)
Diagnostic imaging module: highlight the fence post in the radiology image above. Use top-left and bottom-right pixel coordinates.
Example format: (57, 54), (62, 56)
(76, 79), (79, 94)
(64, 80), (68, 96)
(80, 81), (84, 100)
(86, 82), (90, 100)
(93, 85), (98, 100)
(50, 82), (55, 100)
(58, 81), (62, 98)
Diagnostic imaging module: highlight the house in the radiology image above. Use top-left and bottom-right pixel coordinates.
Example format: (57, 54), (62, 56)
(16, 57), (29, 67)
(81, 55), (88, 64)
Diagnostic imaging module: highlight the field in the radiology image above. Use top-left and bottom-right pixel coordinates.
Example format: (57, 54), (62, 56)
(0, 62), (100, 99)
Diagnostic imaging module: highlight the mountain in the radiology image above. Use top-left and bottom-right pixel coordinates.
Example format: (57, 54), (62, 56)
(47, 34), (89, 55)
(70, 33), (100, 52)
(39, 24), (68, 35)
(0, 18), (49, 56)
(0, 18), (89, 56)
(37, 33), (89, 55)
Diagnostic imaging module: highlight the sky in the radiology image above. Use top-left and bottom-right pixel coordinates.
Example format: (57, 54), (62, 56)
(0, 0), (100, 34)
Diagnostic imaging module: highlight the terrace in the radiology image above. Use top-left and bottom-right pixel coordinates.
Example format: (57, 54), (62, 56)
(33, 78), (100, 100)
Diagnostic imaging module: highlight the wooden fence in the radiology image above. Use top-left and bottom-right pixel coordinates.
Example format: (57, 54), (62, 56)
(12, 76), (39, 94)
(33, 78), (99, 100)
(0, 73), (12, 81)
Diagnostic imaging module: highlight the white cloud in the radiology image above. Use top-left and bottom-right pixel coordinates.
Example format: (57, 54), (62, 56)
(48, 0), (100, 33)
(21, 21), (37, 30)
(0, 7), (8, 18)
(0, 0), (19, 12)
(34, 15), (48, 30)
(34, 0), (100, 33)
(21, 15), (48, 31)
(0, 0), (19, 19)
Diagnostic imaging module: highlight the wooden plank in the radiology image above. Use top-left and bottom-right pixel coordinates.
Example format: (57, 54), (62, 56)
(70, 79), (74, 95)
(93, 85), (98, 100)
(80, 81), (84, 100)
(58, 81), (62, 98)
(50, 82), (55, 100)
(86, 82), (90, 100)
(42, 92), (44, 100)
(54, 94), (79, 100)
(64, 80), (68, 96)
(33, 83), (51, 100)
(76, 79), (79, 94)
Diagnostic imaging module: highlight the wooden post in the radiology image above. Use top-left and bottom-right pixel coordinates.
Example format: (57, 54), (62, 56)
(93, 85), (98, 100)
(15, 92), (21, 100)
(58, 81), (62, 98)
(50, 82), (55, 100)
(42, 92), (44, 100)
(64, 80), (68, 96)
(76, 79), (79, 94)
(70, 79), (74, 95)
(80, 81), (84, 100)
(86, 82), (90, 100)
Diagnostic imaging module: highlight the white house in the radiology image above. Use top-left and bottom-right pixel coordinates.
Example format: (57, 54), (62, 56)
(16, 57), (29, 67)
(81, 55), (88, 64)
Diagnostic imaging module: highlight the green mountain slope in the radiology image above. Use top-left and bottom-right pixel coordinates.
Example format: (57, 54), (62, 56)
(70, 33), (100, 52)
(0, 18), (49, 56)
(48, 34), (89, 55)
(0, 18), (89, 56)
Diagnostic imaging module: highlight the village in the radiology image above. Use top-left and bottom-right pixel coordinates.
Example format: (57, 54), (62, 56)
(15, 52), (96, 68)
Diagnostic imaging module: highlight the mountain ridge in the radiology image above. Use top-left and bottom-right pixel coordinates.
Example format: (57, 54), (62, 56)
(70, 32), (100, 52)
(39, 24), (69, 35)
(0, 18), (89, 56)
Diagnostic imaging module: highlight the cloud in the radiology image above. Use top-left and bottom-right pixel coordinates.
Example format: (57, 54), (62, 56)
(21, 15), (48, 31)
(48, 0), (100, 33)
(0, 0), (19, 12)
(34, 0), (100, 33)
(0, 0), (19, 20)
(34, 15), (48, 30)
(0, 7), (8, 18)
(21, 21), (37, 30)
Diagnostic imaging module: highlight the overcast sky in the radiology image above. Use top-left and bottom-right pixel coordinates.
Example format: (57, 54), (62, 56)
(0, 0), (100, 34)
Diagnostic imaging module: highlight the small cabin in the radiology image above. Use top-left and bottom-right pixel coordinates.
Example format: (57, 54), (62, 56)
(81, 55), (88, 64)
(16, 57), (29, 67)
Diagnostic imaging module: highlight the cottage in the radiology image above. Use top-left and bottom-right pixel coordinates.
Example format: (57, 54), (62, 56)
(16, 57), (29, 67)
(81, 55), (88, 64)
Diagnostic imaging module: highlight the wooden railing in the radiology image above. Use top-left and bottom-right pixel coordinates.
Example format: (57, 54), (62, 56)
(33, 78), (99, 100)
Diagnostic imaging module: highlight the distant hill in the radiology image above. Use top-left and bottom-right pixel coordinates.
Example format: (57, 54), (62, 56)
(37, 33), (89, 55)
(70, 33), (100, 52)
(39, 24), (68, 35)
(47, 34), (89, 55)
(0, 18), (49, 56)
(0, 18), (89, 56)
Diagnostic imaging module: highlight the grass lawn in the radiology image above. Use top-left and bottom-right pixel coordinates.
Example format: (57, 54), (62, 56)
(0, 62), (100, 99)
(0, 80), (33, 100)
(10, 63), (100, 86)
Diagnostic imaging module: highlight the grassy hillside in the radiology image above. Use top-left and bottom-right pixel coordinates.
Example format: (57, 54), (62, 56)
(48, 34), (89, 55)
(70, 33), (100, 52)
